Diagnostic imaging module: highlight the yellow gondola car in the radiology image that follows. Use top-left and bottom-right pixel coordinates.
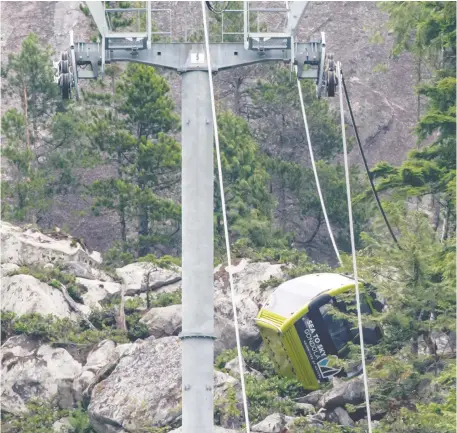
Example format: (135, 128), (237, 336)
(255, 273), (383, 390)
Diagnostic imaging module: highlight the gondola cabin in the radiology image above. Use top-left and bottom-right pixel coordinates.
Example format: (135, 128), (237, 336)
(255, 273), (382, 390)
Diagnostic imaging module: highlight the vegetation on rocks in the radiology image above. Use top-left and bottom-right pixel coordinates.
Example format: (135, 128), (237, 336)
(0, 2), (455, 433)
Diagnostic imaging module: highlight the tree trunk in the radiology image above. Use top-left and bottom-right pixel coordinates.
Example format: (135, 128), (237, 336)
(120, 206), (127, 242)
(138, 204), (149, 257)
(23, 86), (31, 149)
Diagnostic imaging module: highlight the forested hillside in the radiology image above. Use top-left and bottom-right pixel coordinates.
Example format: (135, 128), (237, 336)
(0, 2), (455, 433)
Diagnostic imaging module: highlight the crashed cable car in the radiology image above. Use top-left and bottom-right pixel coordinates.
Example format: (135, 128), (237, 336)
(255, 273), (383, 390)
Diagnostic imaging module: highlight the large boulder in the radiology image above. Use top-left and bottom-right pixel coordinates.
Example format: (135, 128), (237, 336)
(327, 407), (354, 426)
(62, 261), (114, 282)
(318, 377), (369, 410)
(1, 335), (82, 414)
(73, 340), (119, 402)
(1, 263), (19, 277)
(214, 295), (261, 354)
(251, 413), (296, 433)
(115, 262), (181, 296)
(89, 337), (182, 433)
(214, 259), (285, 306)
(0, 222), (99, 267)
(140, 304), (182, 338)
(89, 337), (244, 433)
(1, 274), (76, 319)
(76, 278), (122, 309)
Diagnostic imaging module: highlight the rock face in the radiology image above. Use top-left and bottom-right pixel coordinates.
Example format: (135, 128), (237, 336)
(116, 262), (181, 296)
(327, 407), (354, 426)
(89, 337), (182, 432)
(77, 278), (122, 310)
(1, 274), (75, 319)
(1, 335), (82, 414)
(251, 413), (296, 433)
(0, 222), (99, 267)
(140, 304), (182, 338)
(73, 340), (119, 402)
(89, 337), (246, 433)
(318, 377), (368, 410)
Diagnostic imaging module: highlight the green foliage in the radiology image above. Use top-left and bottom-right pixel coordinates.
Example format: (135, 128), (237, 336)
(126, 312), (150, 341)
(68, 404), (95, 433)
(2, 400), (95, 433)
(215, 347), (277, 378)
(244, 375), (302, 423)
(214, 111), (275, 252)
(8, 265), (86, 303)
(1, 34), (89, 223)
(85, 63), (181, 257)
(148, 290), (182, 308)
(1, 399), (64, 433)
(290, 419), (364, 433)
(138, 254), (181, 269)
(371, 1), (456, 213)
(248, 65), (344, 161)
(0, 311), (129, 345)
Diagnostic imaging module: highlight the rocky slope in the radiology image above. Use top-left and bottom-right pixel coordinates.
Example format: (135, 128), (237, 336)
(2, 221), (454, 433)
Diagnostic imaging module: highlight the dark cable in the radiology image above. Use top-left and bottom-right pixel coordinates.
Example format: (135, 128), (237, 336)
(340, 72), (402, 249)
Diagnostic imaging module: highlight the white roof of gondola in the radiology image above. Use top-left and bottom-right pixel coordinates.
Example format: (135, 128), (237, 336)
(263, 273), (355, 318)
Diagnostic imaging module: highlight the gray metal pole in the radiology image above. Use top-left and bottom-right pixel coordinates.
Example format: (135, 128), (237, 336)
(180, 70), (214, 433)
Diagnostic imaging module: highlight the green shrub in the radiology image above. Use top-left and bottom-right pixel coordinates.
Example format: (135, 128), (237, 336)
(138, 254), (181, 269)
(68, 404), (94, 433)
(2, 400), (96, 433)
(215, 347), (276, 378)
(0, 311), (129, 345)
(126, 312), (150, 341)
(8, 265), (87, 303)
(148, 290), (182, 308)
(245, 375), (299, 423)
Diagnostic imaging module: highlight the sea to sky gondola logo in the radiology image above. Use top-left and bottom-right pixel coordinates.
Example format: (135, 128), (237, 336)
(295, 316), (342, 381)
(318, 357), (342, 379)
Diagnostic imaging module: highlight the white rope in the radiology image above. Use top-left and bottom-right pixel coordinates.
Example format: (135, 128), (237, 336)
(336, 61), (373, 433)
(295, 68), (343, 266)
(200, 3), (251, 432)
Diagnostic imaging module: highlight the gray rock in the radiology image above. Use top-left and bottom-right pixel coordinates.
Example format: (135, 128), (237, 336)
(1, 274), (76, 319)
(115, 262), (181, 297)
(53, 417), (71, 432)
(73, 340), (118, 401)
(295, 402), (315, 416)
(0, 222), (98, 267)
(418, 331), (456, 356)
(62, 261), (114, 282)
(89, 337), (245, 433)
(1, 336), (82, 414)
(77, 278), (122, 309)
(214, 294), (261, 355)
(252, 413), (296, 433)
(1, 263), (19, 277)
(296, 389), (325, 406)
(327, 407), (354, 426)
(140, 304), (182, 338)
(214, 259), (285, 305)
(318, 377), (368, 410)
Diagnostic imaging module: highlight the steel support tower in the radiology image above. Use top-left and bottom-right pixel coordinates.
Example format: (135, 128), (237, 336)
(55, 2), (333, 432)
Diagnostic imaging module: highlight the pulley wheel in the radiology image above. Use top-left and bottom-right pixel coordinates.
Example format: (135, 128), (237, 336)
(327, 71), (335, 97)
(61, 73), (71, 100)
(61, 60), (69, 74)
